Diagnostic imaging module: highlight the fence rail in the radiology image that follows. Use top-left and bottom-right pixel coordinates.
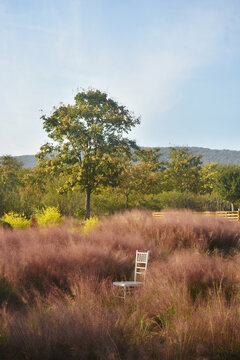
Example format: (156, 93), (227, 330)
(152, 210), (240, 222)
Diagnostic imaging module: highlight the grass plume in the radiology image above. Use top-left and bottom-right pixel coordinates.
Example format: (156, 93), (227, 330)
(0, 210), (239, 359)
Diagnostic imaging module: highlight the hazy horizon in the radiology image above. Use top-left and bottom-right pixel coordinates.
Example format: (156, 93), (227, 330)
(4, 145), (240, 158)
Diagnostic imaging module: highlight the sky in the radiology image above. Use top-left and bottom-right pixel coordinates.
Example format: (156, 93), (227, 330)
(1, 0), (240, 155)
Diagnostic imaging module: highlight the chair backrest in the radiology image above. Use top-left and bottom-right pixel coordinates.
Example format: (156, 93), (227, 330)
(134, 250), (149, 282)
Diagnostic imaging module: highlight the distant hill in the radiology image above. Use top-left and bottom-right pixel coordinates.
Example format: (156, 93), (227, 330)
(3, 147), (240, 168)
(153, 147), (240, 166)
(15, 155), (38, 168)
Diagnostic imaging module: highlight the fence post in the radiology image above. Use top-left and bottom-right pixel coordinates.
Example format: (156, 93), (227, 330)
(238, 209), (240, 222)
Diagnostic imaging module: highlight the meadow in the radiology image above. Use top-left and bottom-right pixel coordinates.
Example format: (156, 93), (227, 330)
(0, 210), (240, 359)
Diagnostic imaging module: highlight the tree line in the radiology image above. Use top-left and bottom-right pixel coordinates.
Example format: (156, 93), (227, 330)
(1, 89), (240, 218)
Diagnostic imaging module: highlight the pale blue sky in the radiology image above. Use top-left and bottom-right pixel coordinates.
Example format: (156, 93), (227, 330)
(1, 0), (240, 155)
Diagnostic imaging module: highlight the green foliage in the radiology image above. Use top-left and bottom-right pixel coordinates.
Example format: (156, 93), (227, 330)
(0, 155), (25, 216)
(164, 147), (202, 193)
(21, 167), (86, 218)
(0, 155), (24, 190)
(2, 212), (30, 229)
(116, 148), (165, 208)
(215, 165), (240, 205)
(38, 89), (140, 218)
(0, 146), (237, 218)
(91, 187), (125, 215)
(0, 219), (12, 229)
(83, 216), (99, 234)
(199, 163), (219, 194)
(35, 207), (63, 226)
(23, 161), (50, 197)
(133, 192), (232, 211)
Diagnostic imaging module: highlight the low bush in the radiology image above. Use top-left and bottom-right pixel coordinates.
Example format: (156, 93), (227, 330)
(83, 216), (99, 234)
(135, 191), (232, 211)
(0, 219), (12, 229)
(2, 212), (30, 229)
(35, 206), (63, 226)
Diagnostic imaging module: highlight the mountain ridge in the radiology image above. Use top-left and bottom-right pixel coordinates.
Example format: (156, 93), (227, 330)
(2, 147), (240, 168)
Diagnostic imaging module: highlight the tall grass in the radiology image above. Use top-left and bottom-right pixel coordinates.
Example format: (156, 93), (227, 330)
(0, 210), (239, 359)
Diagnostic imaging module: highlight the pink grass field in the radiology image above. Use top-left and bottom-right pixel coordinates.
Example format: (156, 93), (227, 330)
(0, 210), (240, 359)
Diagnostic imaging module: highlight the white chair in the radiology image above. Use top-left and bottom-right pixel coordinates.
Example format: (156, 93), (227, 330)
(113, 250), (149, 299)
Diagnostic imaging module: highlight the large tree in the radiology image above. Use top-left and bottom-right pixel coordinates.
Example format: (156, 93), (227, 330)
(38, 89), (140, 218)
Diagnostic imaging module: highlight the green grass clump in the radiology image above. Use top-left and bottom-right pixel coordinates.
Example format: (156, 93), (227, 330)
(2, 212), (30, 229)
(35, 206), (63, 226)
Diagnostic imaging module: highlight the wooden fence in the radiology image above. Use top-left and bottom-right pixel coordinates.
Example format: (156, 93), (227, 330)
(152, 210), (240, 222)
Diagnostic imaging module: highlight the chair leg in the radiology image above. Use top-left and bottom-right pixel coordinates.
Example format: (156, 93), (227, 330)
(113, 285), (136, 300)
(113, 285), (125, 300)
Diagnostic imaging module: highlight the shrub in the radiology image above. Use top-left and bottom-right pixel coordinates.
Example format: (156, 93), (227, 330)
(0, 219), (12, 230)
(84, 216), (99, 234)
(2, 212), (30, 229)
(137, 191), (233, 211)
(35, 207), (63, 227)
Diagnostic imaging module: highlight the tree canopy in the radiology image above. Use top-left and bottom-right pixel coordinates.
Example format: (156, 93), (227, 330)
(215, 165), (240, 208)
(164, 147), (202, 193)
(0, 155), (24, 215)
(38, 89), (140, 218)
(116, 148), (164, 208)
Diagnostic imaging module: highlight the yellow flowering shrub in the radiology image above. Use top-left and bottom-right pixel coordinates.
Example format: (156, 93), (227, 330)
(35, 207), (63, 227)
(2, 212), (30, 229)
(83, 216), (99, 234)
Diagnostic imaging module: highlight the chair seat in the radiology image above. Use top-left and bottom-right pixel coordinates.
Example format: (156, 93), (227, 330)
(113, 281), (143, 287)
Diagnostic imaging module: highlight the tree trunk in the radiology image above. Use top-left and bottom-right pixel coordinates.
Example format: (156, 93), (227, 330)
(231, 202), (234, 211)
(85, 188), (91, 219)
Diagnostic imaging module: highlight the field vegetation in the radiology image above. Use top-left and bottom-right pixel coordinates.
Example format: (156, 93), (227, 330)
(0, 210), (239, 359)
